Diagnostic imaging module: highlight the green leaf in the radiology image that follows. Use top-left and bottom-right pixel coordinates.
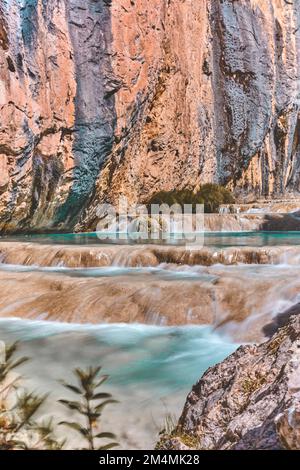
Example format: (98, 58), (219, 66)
(5, 343), (18, 362)
(98, 442), (119, 450)
(95, 375), (109, 387)
(95, 432), (116, 440)
(59, 421), (89, 437)
(91, 392), (112, 400)
(60, 381), (82, 395)
(8, 357), (29, 371)
(95, 399), (119, 412)
(58, 399), (84, 414)
(89, 366), (102, 381)
(74, 368), (86, 382)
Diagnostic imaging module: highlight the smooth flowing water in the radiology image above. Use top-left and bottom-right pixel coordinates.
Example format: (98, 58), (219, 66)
(0, 319), (237, 449)
(2, 231), (300, 246)
(0, 231), (299, 448)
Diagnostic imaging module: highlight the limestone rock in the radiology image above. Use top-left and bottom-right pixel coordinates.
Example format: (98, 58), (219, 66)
(157, 315), (300, 450)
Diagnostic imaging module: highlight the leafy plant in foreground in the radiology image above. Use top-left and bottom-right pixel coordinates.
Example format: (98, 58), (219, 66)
(0, 342), (64, 450)
(59, 366), (119, 450)
(198, 183), (235, 213)
(0, 342), (28, 384)
(0, 342), (119, 450)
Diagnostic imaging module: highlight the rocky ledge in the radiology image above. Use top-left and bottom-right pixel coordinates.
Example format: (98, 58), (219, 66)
(157, 314), (300, 450)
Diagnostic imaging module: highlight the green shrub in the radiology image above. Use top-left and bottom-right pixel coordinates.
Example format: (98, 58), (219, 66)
(198, 183), (235, 213)
(147, 185), (235, 213)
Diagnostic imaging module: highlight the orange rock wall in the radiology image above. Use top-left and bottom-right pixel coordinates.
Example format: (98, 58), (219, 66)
(0, 0), (299, 232)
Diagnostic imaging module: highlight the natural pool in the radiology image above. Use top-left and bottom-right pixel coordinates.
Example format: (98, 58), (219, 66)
(2, 230), (300, 247)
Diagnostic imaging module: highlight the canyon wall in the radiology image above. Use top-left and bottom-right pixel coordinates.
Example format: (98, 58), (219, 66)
(0, 0), (299, 232)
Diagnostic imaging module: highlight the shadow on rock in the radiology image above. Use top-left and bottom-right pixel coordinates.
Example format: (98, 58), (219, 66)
(260, 212), (300, 231)
(263, 303), (300, 338)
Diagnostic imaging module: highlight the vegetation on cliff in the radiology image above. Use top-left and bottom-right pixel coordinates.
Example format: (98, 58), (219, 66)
(147, 184), (235, 213)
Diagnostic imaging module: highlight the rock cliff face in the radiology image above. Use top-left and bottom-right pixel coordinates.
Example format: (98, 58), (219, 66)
(157, 314), (300, 450)
(0, 0), (299, 232)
